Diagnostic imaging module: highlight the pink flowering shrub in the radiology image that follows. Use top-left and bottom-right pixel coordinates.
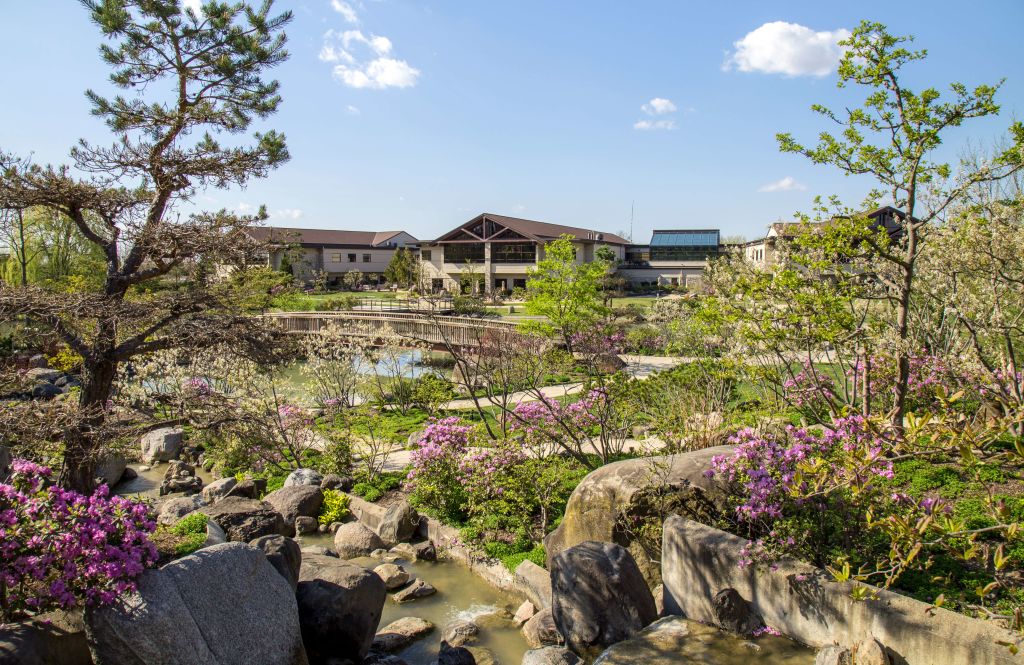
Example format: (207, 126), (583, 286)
(1, 459), (158, 622)
(406, 417), (473, 521)
(707, 417), (899, 569)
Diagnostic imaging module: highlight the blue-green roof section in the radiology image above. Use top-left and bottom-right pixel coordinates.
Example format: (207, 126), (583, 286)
(649, 230), (720, 247)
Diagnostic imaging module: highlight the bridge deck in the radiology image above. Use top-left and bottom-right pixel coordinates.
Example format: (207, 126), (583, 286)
(265, 311), (522, 347)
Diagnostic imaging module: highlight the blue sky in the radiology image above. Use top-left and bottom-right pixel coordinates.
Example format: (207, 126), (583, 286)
(1, 1), (1022, 242)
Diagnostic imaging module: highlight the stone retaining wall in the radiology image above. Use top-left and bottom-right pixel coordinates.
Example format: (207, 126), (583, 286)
(662, 515), (1020, 664)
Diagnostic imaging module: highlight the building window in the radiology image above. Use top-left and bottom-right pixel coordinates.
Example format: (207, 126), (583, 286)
(421, 249), (432, 261)
(327, 252), (340, 262)
(444, 243), (485, 263)
(362, 254), (371, 263)
(347, 253), (356, 263)
(491, 242), (536, 264)
(431, 278), (445, 292)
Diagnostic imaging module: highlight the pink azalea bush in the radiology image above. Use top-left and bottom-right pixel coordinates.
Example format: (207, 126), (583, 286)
(706, 417), (898, 569)
(406, 417), (473, 521)
(1, 459), (158, 622)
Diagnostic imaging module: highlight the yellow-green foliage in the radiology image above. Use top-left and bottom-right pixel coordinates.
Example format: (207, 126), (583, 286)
(47, 345), (82, 373)
(319, 489), (350, 526)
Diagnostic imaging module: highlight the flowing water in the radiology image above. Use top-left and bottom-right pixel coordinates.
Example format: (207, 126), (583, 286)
(298, 533), (530, 665)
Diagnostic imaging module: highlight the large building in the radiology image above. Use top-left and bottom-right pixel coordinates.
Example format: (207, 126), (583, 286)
(248, 226), (418, 286)
(418, 213), (630, 294)
(620, 229), (722, 288)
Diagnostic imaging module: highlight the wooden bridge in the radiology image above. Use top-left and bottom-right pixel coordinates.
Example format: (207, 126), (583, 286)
(265, 311), (523, 347)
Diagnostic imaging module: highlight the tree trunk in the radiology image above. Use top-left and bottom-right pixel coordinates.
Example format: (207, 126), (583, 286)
(60, 353), (118, 494)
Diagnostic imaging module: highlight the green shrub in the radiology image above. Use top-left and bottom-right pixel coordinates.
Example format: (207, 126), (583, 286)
(351, 482), (382, 502)
(319, 489), (351, 526)
(170, 513), (209, 556)
(500, 544), (546, 572)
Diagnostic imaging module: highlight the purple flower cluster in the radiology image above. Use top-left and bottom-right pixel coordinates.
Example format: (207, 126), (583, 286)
(406, 417), (473, 488)
(568, 329), (626, 356)
(707, 416), (893, 526)
(509, 391), (602, 443)
(1, 460), (158, 621)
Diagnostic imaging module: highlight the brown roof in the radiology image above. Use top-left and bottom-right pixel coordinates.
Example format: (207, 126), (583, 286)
(434, 213), (630, 245)
(247, 226), (416, 247)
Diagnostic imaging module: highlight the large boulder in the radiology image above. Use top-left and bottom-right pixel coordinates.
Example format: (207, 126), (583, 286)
(0, 610), (91, 665)
(550, 541), (656, 654)
(377, 500), (419, 547)
(202, 477), (237, 504)
(95, 453), (127, 487)
(140, 427), (185, 463)
(251, 535), (302, 591)
(374, 563), (410, 591)
(544, 447), (731, 587)
(85, 542), (308, 665)
(25, 367), (61, 383)
(392, 578), (436, 603)
(297, 554), (387, 663)
(371, 617), (434, 653)
(284, 468), (323, 487)
(522, 609), (563, 649)
(31, 383), (62, 400)
(200, 497), (287, 542)
(157, 495), (202, 527)
(514, 560), (552, 610)
(334, 521), (385, 558)
(160, 460), (203, 496)
(264, 485), (324, 537)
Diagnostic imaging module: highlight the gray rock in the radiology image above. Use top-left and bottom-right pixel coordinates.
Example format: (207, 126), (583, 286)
(0, 609), (91, 665)
(334, 521), (385, 558)
(121, 466), (138, 482)
(514, 559), (552, 610)
(852, 638), (890, 665)
(652, 584), (664, 617)
(202, 477), (237, 504)
(160, 460), (203, 496)
(815, 645), (852, 665)
(545, 447), (732, 587)
(521, 646), (581, 665)
(466, 646), (497, 665)
(438, 641), (476, 665)
(26, 354), (49, 369)
(590, 616), (689, 665)
(550, 541), (656, 653)
(225, 478), (258, 500)
(413, 540), (437, 561)
(373, 563), (410, 590)
(250, 535), (302, 592)
(85, 542), (308, 665)
(392, 578), (436, 603)
(25, 367), (61, 383)
(329, 521), (343, 535)
(200, 497), (287, 542)
(522, 609), (563, 649)
(140, 427), (185, 463)
(301, 545), (338, 559)
(372, 617), (434, 653)
(443, 619), (479, 647)
(295, 516), (319, 535)
(389, 542), (417, 560)
(284, 468), (323, 487)
(31, 383), (62, 400)
(513, 600), (537, 626)
(377, 500), (419, 547)
(264, 485), (324, 537)
(297, 553), (387, 663)
(157, 495), (202, 527)
(320, 474), (353, 491)
(95, 454), (127, 486)
(712, 587), (764, 635)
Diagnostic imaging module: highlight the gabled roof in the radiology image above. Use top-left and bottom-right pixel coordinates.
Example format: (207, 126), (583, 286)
(247, 226), (416, 247)
(432, 213), (630, 245)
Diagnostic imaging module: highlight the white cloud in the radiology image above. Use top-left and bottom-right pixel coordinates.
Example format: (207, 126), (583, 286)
(633, 119), (677, 131)
(346, 105), (361, 115)
(758, 176), (806, 192)
(274, 208), (304, 220)
(320, 28), (419, 90)
(726, 21), (850, 77)
(641, 98), (677, 115)
(330, 0), (358, 24)
(182, 0), (202, 15)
